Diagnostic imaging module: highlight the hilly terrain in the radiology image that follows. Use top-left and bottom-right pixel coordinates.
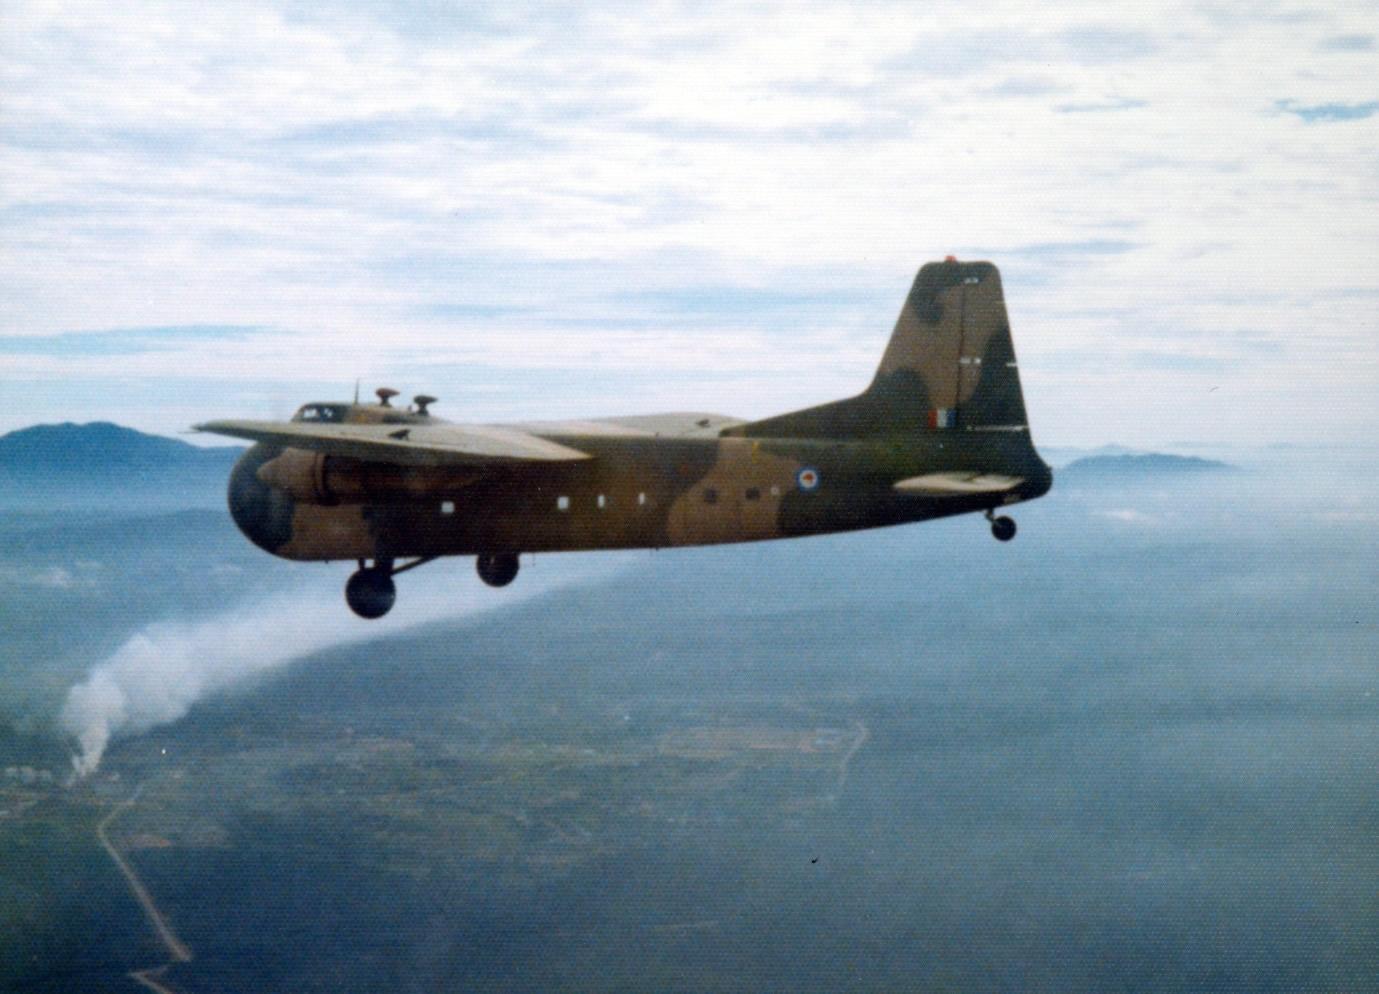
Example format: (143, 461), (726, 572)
(1, 429), (1373, 993)
(1056, 452), (1235, 487)
(0, 422), (243, 511)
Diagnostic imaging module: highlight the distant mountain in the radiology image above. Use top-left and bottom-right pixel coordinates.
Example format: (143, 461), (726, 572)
(1038, 444), (1145, 468)
(1057, 452), (1235, 486)
(0, 422), (244, 510)
(0, 421), (241, 472)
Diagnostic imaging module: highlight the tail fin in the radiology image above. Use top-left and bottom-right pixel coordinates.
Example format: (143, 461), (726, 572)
(725, 259), (1030, 439)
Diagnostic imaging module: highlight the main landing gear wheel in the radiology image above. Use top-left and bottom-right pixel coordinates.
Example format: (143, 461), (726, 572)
(987, 511), (1017, 542)
(477, 552), (520, 588)
(346, 565), (396, 619)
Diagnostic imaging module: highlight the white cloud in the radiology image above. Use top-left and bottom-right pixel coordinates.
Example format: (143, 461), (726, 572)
(0, 561), (101, 589)
(1094, 507), (1160, 526)
(2, 1), (1376, 445)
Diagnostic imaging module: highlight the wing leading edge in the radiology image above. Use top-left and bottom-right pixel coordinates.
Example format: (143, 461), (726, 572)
(194, 420), (592, 467)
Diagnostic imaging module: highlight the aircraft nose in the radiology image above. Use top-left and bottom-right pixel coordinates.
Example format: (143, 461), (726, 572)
(228, 444), (296, 555)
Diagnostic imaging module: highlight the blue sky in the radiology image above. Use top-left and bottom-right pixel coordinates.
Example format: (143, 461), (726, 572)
(2, 1), (1376, 447)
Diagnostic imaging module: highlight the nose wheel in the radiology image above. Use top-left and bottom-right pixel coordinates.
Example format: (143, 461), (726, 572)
(344, 556), (436, 619)
(477, 552), (520, 588)
(346, 563), (396, 619)
(985, 509), (1017, 542)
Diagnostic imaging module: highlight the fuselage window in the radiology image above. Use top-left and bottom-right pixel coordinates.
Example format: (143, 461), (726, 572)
(557, 495), (570, 511)
(745, 487), (761, 501)
(637, 492), (647, 506)
(440, 501), (455, 515)
(703, 488), (718, 505)
(597, 494), (607, 509)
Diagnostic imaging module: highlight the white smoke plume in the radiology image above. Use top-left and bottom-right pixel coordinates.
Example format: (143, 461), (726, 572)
(60, 555), (624, 777)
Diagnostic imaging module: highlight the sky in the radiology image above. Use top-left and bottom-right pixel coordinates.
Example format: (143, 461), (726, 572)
(2, 1), (1376, 448)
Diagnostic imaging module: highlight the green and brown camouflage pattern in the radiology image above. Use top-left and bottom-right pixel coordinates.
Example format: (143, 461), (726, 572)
(220, 259), (1052, 564)
(720, 259), (1026, 439)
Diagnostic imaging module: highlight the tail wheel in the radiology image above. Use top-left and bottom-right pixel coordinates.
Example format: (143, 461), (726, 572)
(345, 567), (396, 618)
(990, 515), (1017, 542)
(477, 552), (520, 587)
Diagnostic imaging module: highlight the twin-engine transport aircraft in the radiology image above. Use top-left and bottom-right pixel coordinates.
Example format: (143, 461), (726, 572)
(197, 259), (1053, 618)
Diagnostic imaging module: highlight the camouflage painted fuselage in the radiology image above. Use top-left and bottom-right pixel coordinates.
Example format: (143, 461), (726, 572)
(229, 419), (1052, 561)
(217, 259), (1053, 565)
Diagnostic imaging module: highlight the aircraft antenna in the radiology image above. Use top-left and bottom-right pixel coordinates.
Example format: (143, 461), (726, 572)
(353, 379), (360, 404)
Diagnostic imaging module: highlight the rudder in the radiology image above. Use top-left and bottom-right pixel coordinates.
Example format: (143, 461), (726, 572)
(876, 259), (1029, 431)
(725, 259), (1030, 439)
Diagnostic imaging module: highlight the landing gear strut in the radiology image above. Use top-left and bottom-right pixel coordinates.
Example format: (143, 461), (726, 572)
(477, 552), (520, 588)
(986, 509), (1017, 542)
(344, 556), (436, 619)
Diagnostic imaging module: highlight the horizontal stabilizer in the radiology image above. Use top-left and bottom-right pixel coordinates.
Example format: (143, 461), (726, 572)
(194, 420), (592, 467)
(893, 472), (1025, 497)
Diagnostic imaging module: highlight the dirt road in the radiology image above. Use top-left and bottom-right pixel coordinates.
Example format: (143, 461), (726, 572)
(97, 787), (193, 988)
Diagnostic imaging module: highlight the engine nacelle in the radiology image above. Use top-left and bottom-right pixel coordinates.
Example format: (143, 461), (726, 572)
(255, 448), (481, 505)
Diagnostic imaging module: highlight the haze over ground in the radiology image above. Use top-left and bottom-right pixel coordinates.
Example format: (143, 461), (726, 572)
(2, 439), (1375, 992)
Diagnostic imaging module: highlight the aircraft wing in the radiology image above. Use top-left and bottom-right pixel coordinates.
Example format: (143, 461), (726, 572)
(194, 420), (593, 467)
(892, 472), (1025, 497)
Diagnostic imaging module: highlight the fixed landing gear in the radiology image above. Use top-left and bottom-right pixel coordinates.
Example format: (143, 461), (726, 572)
(345, 563), (396, 619)
(477, 552), (520, 588)
(986, 509), (1017, 542)
(344, 555), (437, 619)
(342, 553), (521, 617)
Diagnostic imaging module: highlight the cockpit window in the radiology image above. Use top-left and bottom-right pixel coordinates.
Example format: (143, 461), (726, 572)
(292, 403), (348, 423)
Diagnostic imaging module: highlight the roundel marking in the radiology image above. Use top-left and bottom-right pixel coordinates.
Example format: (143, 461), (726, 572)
(796, 466), (821, 492)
